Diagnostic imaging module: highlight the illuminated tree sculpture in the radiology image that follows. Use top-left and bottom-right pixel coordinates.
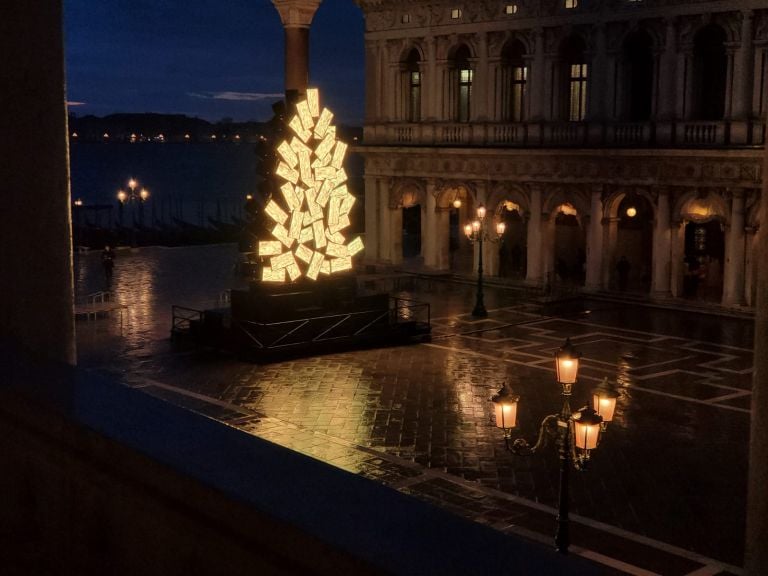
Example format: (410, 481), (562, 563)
(258, 89), (364, 282)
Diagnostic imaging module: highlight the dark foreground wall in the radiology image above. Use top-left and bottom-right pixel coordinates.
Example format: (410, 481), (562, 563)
(0, 366), (599, 576)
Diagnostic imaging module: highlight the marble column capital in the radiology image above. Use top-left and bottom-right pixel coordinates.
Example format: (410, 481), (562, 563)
(272, 0), (321, 28)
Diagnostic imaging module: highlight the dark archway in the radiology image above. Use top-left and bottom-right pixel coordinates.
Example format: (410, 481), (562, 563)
(402, 205), (421, 258)
(498, 205), (526, 278)
(683, 220), (725, 301)
(616, 195), (653, 291)
(554, 208), (586, 286)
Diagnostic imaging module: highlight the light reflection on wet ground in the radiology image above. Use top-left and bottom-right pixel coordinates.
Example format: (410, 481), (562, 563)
(75, 245), (753, 571)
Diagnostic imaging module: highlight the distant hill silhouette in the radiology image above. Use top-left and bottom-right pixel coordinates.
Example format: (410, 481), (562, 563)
(68, 113), (268, 143)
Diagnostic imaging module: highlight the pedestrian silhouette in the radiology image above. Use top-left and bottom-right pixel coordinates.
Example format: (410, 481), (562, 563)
(102, 245), (115, 283)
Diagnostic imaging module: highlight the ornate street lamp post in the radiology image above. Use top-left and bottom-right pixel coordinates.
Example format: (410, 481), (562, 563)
(116, 178), (150, 243)
(491, 338), (618, 554)
(464, 204), (505, 317)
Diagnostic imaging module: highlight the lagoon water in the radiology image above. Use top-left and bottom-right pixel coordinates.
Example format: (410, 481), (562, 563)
(70, 141), (260, 226)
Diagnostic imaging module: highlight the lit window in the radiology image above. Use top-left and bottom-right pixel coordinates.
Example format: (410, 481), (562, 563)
(508, 66), (527, 122)
(565, 0), (578, 8)
(402, 14), (411, 23)
(568, 63), (588, 121)
(458, 68), (472, 122)
(409, 71), (421, 122)
(505, 4), (518, 14)
(451, 8), (462, 19)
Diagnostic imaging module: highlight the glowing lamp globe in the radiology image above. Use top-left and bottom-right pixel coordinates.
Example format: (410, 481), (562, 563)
(626, 206), (637, 218)
(554, 338), (580, 389)
(476, 205), (487, 219)
(117, 190), (127, 203)
(463, 223), (473, 238)
(496, 222), (506, 235)
(573, 407), (603, 451)
(491, 384), (520, 438)
(453, 198), (462, 209)
(592, 377), (619, 424)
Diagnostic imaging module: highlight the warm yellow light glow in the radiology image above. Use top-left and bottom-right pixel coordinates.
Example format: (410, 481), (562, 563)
(476, 205), (486, 219)
(626, 206), (637, 218)
(259, 89), (364, 282)
(494, 402), (517, 430)
(558, 203), (577, 216)
(496, 222), (506, 235)
(128, 178), (137, 191)
(139, 188), (150, 201)
(184, 133), (190, 140)
(73, 198), (83, 207)
(472, 220), (480, 232)
(117, 190), (127, 203)
(453, 198), (462, 209)
(464, 223), (472, 237)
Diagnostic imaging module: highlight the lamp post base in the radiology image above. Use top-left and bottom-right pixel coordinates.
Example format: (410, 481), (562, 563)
(471, 304), (487, 318)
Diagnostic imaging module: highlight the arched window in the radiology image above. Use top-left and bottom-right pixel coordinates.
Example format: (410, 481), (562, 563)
(502, 40), (527, 122)
(560, 36), (588, 121)
(453, 45), (473, 123)
(622, 30), (654, 121)
(403, 49), (421, 122)
(692, 25), (727, 120)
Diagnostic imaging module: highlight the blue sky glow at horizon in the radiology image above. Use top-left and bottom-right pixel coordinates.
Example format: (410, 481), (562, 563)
(64, 0), (365, 124)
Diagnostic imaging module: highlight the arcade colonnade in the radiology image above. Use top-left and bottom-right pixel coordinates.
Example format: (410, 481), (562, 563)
(362, 148), (763, 307)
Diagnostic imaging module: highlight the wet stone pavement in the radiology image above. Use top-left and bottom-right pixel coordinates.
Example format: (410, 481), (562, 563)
(76, 244), (751, 576)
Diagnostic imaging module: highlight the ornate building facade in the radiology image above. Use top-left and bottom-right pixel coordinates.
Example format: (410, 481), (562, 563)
(354, 0), (767, 306)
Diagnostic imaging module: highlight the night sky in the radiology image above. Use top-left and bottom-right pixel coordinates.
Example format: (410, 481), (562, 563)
(64, 0), (365, 124)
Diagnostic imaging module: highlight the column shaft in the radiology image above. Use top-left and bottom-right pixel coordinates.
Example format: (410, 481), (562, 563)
(585, 187), (603, 290)
(652, 190), (672, 295)
(1, 0), (76, 367)
(423, 181), (438, 268)
(723, 191), (746, 306)
(745, 117), (768, 576)
(526, 185), (543, 284)
(364, 175), (379, 263)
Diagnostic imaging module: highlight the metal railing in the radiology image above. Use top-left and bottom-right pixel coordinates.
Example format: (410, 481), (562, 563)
(171, 305), (203, 335)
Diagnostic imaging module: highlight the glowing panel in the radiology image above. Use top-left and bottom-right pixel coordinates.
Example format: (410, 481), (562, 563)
(258, 241), (282, 256)
(347, 237), (364, 256)
(330, 257), (352, 273)
(307, 251), (324, 280)
(262, 267), (285, 282)
(306, 88), (320, 117)
(295, 244), (313, 264)
(256, 89), (364, 282)
(314, 108), (333, 139)
(265, 200), (289, 226)
(277, 141), (298, 168)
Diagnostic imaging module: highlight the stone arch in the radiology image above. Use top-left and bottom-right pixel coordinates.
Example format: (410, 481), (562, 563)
(673, 189), (728, 223)
(604, 186), (656, 220)
(487, 182), (530, 216)
(390, 178), (425, 209)
(399, 43), (425, 63)
(542, 185), (589, 222)
(435, 181), (475, 210)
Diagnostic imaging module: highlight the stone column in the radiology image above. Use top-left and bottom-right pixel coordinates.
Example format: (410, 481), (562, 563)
(723, 190), (747, 306)
(529, 28), (546, 122)
(745, 227), (757, 307)
(435, 208), (451, 270)
(585, 186), (604, 290)
(271, 0), (322, 103)
(475, 32), (489, 121)
(731, 11), (755, 144)
(364, 175), (379, 263)
(745, 116), (768, 576)
(0, 0), (75, 368)
(601, 218), (620, 289)
(365, 42), (379, 123)
(423, 180), (438, 268)
(378, 180), (392, 263)
(587, 24), (607, 122)
(425, 36), (437, 121)
(652, 188), (672, 295)
(526, 184), (543, 285)
(390, 203), (403, 266)
(669, 222), (686, 297)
